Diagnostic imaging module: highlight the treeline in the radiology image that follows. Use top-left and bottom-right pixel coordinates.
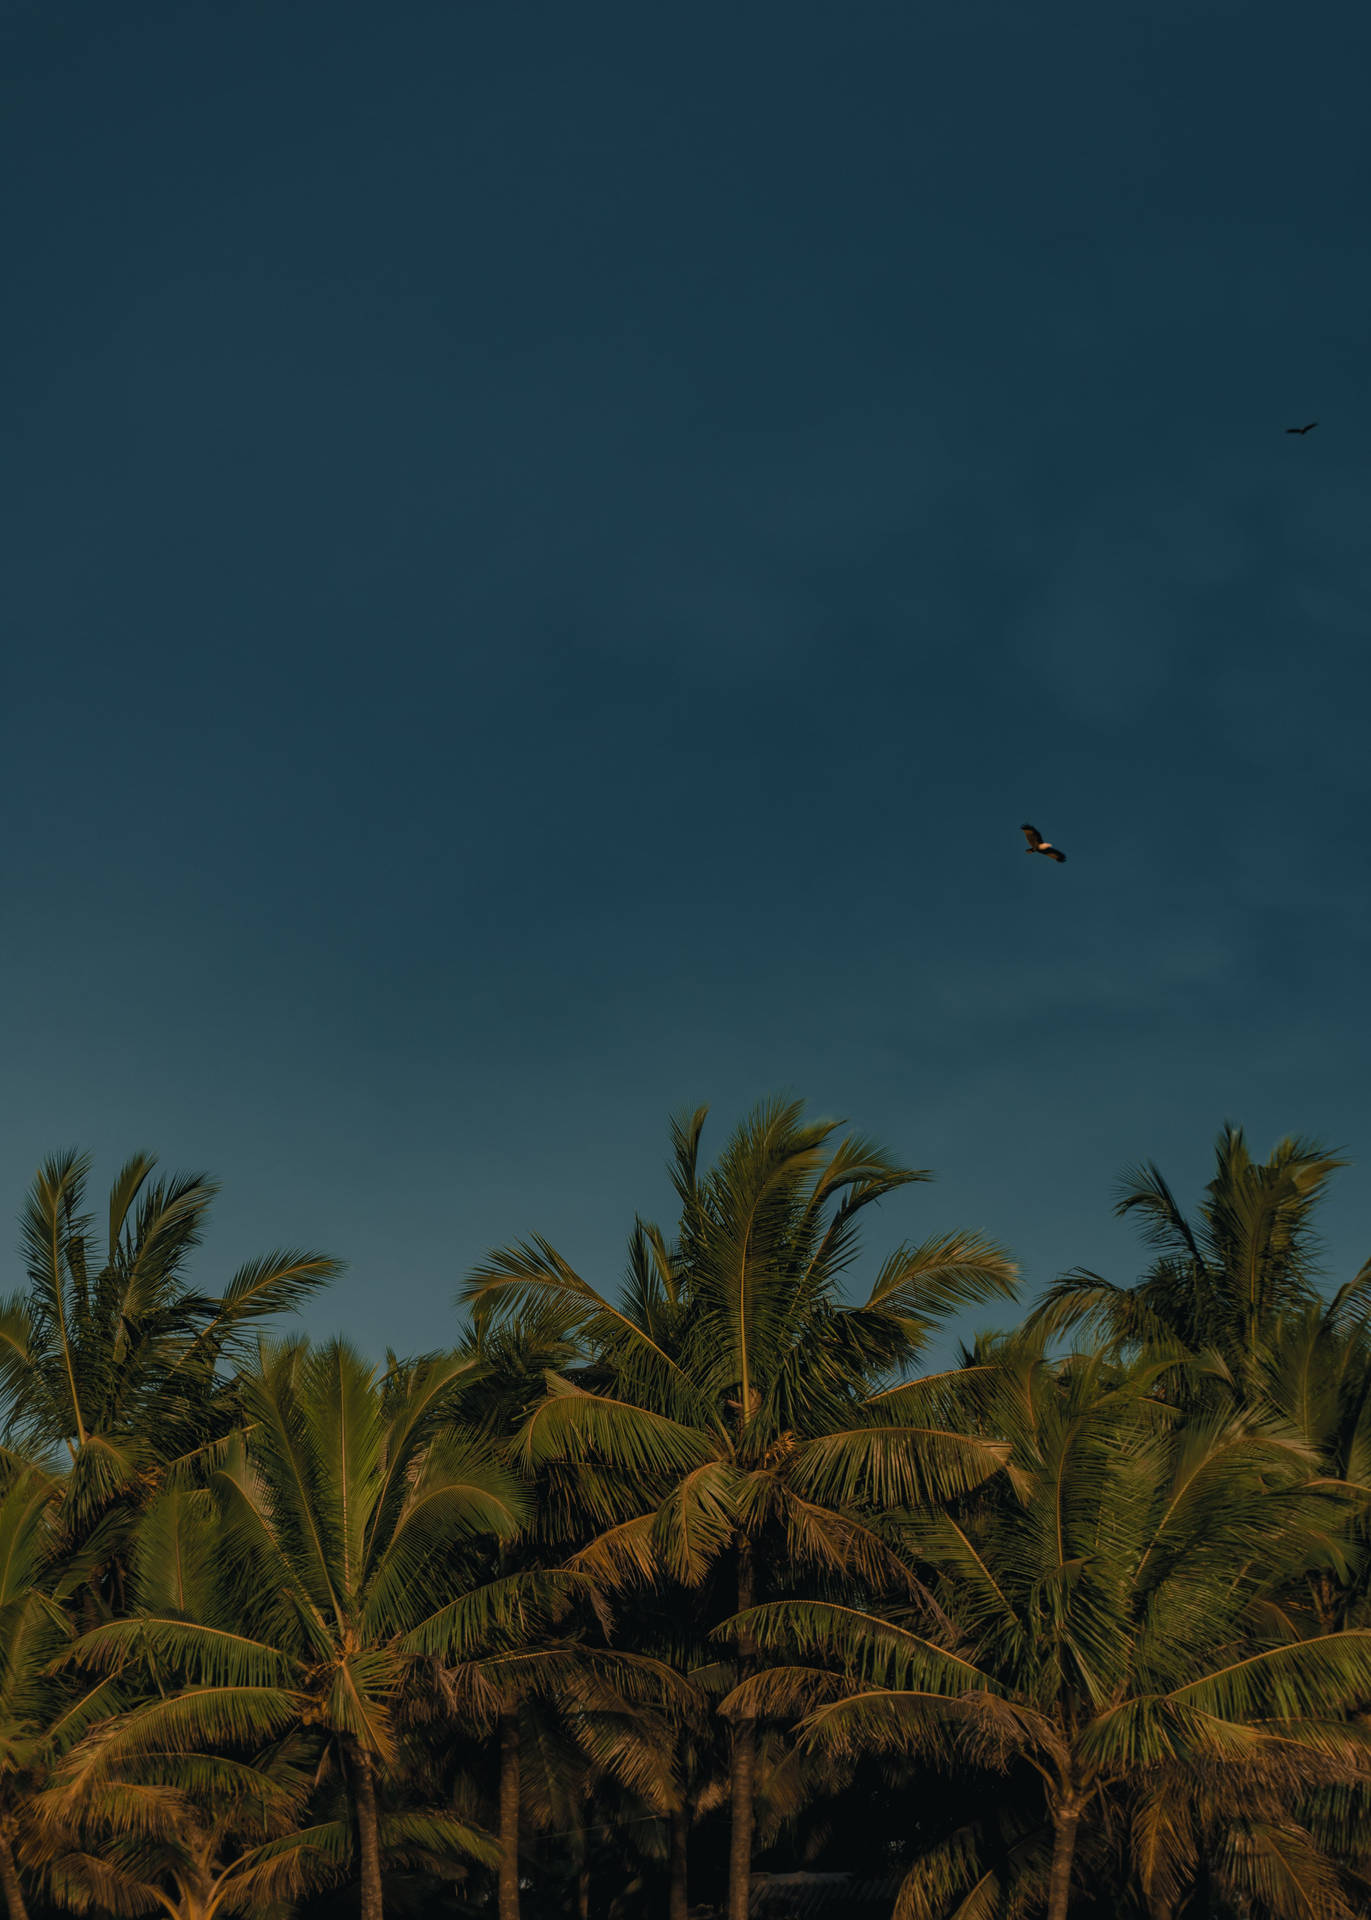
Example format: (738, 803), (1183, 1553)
(1, 1106), (1369, 1920)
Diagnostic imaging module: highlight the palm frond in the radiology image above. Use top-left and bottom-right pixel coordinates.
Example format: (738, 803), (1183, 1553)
(789, 1423), (1009, 1508)
(516, 1376), (716, 1479)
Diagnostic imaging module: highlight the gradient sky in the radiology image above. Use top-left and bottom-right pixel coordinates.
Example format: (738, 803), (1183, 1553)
(4, 0), (1370, 1363)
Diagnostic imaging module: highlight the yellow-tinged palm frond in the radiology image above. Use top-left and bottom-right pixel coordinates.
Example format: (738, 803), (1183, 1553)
(790, 1683), (1043, 1772)
(1165, 1630), (1371, 1723)
(852, 1233), (1019, 1332)
(560, 1692), (711, 1812)
(678, 1101), (843, 1417)
(863, 1361), (1008, 1426)
(780, 1132), (934, 1342)
(18, 1151), (97, 1449)
(26, 1844), (165, 1918)
(296, 1339), (389, 1601)
(1131, 1414), (1321, 1587)
(1126, 1761), (1371, 1920)
(718, 1600), (993, 1695)
(463, 1236), (694, 1401)
(126, 1484), (218, 1619)
(1022, 1267), (1186, 1354)
(42, 1676), (129, 1755)
(1078, 1695), (1310, 1775)
(788, 1423), (1010, 1509)
(703, 1347), (1371, 1920)
(375, 1806), (501, 1869)
(0, 1297), (34, 1424)
(516, 1375), (717, 1478)
(650, 1459), (740, 1586)
(323, 1667), (399, 1766)
(0, 1463), (61, 1604)
(1212, 1812), (1362, 1920)
(29, 1777), (187, 1844)
(59, 1615), (295, 1687)
(216, 1817), (355, 1905)
(41, 1747), (309, 1834)
(199, 1249), (344, 1344)
(908, 1513), (1024, 1647)
(363, 1349), (496, 1559)
(397, 1567), (582, 1660)
(51, 1685), (303, 1771)
(207, 1450), (338, 1662)
(892, 1814), (1048, 1920)
(460, 1644), (695, 1720)
(1129, 1777), (1199, 1920)
(233, 1338), (360, 1629)
(774, 1485), (923, 1595)
(564, 1511), (662, 1589)
(360, 1442), (526, 1637)
(717, 1662), (862, 1723)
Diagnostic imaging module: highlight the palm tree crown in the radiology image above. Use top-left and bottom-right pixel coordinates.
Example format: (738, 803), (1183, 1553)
(727, 1350), (1371, 1920)
(59, 1339), (527, 1920)
(1028, 1126), (1354, 1388)
(0, 1151), (342, 1582)
(467, 1099), (1019, 1919)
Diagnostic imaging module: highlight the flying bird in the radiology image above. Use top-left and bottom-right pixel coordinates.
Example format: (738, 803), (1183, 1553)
(1285, 422), (1318, 435)
(1021, 823), (1066, 863)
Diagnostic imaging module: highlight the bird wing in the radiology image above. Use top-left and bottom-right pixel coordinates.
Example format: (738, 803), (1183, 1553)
(1048, 848), (1067, 863)
(1021, 823), (1042, 846)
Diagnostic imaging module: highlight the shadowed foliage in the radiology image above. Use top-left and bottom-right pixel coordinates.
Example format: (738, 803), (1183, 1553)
(721, 1351), (1371, 1920)
(0, 1114), (1368, 1920)
(465, 1100), (1018, 1920)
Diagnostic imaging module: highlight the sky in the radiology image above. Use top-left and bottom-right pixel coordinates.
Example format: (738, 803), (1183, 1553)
(3, 0), (1370, 1364)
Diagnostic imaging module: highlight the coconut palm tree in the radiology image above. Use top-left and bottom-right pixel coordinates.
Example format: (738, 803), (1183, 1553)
(434, 1298), (699, 1920)
(403, 1610), (695, 1920)
(26, 1746), (315, 1920)
(1122, 1756), (1371, 1920)
(466, 1099), (1018, 1920)
(1259, 1286), (1371, 1633)
(514, 1630), (725, 1920)
(0, 1460), (124, 1920)
(1027, 1127), (1353, 1394)
(0, 1150), (341, 1602)
(56, 1338), (530, 1920)
(432, 1680), (702, 1920)
(1027, 1127), (1371, 1644)
(723, 1351), (1371, 1920)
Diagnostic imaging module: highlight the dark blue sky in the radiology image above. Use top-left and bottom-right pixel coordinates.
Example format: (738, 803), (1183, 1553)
(4, 0), (1370, 1361)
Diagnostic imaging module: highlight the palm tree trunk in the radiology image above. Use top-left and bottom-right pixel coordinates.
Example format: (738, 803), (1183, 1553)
(178, 1853), (215, 1920)
(498, 1714), (521, 1920)
(0, 1833), (31, 1920)
(668, 1807), (690, 1920)
(576, 1856), (591, 1919)
(1046, 1798), (1083, 1920)
(347, 1739), (385, 1920)
(727, 1535), (756, 1920)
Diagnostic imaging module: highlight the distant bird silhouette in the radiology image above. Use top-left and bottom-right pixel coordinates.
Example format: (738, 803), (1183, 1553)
(1021, 823), (1066, 863)
(1286, 422), (1318, 435)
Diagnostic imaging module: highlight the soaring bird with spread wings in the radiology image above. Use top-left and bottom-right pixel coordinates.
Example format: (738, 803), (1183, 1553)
(1022, 823), (1066, 863)
(1286, 422), (1318, 435)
